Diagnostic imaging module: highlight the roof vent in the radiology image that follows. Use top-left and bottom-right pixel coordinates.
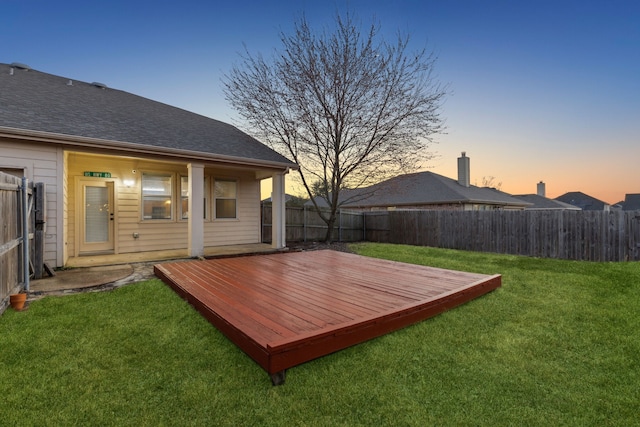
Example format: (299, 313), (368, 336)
(10, 62), (31, 70)
(91, 82), (108, 89)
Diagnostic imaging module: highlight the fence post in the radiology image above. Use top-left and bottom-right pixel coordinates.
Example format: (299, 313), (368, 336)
(363, 212), (366, 241)
(303, 205), (307, 242)
(21, 177), (30, 291)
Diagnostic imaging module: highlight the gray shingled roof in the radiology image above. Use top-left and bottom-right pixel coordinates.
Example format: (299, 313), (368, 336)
(512, 194), (581, 210)
(0, 63), (296, 167)
(308, 171), (530, 208)
(555, 191), (608, 211)
(623, 193), (640, 210)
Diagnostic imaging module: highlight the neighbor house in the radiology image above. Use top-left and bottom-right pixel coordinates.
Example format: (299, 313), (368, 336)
(513, 181), (581, 211)
(621, 193), (640, 211)
(306, 153), (530, 211)
(0, 62), (297, 268)
(555, 191), (610, 211)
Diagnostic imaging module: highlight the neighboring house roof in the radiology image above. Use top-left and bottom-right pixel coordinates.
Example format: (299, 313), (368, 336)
(555, 191), (609, 211)
(622, 193), (640, 210)
(262, 194), (298, 203)
(512, 194), (582, 210)
(307, 171), (531, 209)
(0, 63), (296, 169)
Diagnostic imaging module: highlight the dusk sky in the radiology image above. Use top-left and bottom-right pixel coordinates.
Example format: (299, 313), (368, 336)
(3, 0), (639, 204)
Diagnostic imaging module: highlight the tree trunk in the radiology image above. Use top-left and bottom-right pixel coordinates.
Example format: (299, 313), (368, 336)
(324, 212), (337, 243)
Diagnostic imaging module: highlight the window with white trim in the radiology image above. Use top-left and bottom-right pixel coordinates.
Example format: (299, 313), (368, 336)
(142, 173), (172, 220)
(214, 179), (237, 219)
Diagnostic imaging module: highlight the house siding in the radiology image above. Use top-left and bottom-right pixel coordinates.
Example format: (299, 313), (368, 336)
(62, 151), (70, 264)
(67, 152), (262, 258)
(0, 138), (62, 267)
(0, 141), (273, 267)
(204, 172), (261, 246)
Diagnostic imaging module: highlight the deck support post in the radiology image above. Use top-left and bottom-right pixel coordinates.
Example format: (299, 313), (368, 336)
(270, 370), (286, 386)
(187, 163), (205, 258)
(271, 172), (286, 249)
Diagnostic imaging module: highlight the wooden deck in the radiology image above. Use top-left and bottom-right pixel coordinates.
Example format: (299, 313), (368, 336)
(154, 250), (501, 385)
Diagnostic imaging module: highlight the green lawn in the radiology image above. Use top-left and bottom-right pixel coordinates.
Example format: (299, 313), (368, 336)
(1, 243), (639, 426)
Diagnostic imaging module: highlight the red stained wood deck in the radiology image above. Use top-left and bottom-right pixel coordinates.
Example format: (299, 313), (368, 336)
(154, 250), (501, 384)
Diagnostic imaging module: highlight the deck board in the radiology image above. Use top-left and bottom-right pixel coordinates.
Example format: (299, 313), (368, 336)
(154, 250), (501, 383)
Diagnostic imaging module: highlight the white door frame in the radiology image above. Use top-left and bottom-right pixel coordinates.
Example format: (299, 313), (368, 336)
(76, 177), (116, 255)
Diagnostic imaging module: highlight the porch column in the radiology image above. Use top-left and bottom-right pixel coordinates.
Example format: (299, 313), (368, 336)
(188, 163), (205, 257)
(271, 172), (286, 249)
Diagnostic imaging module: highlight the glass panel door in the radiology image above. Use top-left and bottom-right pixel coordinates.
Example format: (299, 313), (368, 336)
(79, 180), (114, 253)
(85, 186), (109, 243)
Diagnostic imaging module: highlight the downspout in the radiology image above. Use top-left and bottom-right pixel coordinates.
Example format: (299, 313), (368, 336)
(22, 177), (30, 291)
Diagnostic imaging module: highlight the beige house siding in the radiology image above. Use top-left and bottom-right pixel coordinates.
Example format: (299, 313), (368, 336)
(0, 142), (275, 267)
(204, 172), (261, 246)
(0, 138), (63, 267)
(62, 151), (70, 264)
(67, 152), (262, 258)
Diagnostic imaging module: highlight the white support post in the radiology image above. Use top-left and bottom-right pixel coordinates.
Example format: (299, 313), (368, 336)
(188, 163), (205, 258)
(271, 172), (286, 249)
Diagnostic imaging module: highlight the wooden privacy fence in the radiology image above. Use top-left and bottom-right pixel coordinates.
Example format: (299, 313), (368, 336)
(263, 206), (640, 261)
(262, 205), (364, 243)
(0, 172), (48, 313)
(364, 210), (640, 262)
(1, 173), (29, 312)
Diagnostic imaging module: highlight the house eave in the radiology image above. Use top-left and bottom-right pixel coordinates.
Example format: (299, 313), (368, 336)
(0, 126), (299, 171)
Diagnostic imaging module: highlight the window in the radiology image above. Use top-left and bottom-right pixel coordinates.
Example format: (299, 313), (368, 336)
(180, 176), (208, 220)
(142, 173), (172, 219)
(214, 179), (237, 219)
(180, 176), (188, 219)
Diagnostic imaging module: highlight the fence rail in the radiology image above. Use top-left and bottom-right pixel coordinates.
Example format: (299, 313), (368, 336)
(263, 205), (640, 262)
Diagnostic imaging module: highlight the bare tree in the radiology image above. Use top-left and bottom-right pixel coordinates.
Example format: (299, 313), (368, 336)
(223, 12), (446, 241)
(479, 176), (503, 190)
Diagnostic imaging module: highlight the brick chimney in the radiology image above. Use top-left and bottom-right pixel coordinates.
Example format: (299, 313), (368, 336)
(537, 181), (546, 197)
(457, 152), (470, 187)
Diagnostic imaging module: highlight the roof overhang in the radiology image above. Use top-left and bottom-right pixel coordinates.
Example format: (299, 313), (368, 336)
(0, 126), (299, 172)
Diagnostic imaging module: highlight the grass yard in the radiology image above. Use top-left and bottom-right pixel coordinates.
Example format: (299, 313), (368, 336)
(1, 243), (639, 426)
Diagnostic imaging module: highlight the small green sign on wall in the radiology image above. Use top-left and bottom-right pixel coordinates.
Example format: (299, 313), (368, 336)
(84, 171), (112, 178)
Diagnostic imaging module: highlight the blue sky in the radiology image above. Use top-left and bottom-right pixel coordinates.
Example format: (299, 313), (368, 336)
(3, 0), (639, 203)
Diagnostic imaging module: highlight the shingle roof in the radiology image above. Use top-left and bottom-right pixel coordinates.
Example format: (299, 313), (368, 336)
(512, 194), (581, 210)
(309, 171), (530, 208)
(623, 193), (640, 210)
(0, 63), (296, 167)
(555, 191), (608, 211)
